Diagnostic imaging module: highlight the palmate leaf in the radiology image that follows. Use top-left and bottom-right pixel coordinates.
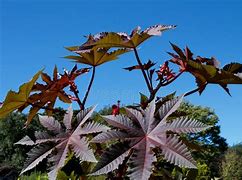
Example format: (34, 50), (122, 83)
(80, 121), (110, 135)
(0, 70), (41, 119)
(101, 114), (136, 131)
(24, 66), (89, 125)
(78, 24), (176, 49)
(65, 47), (130, 66)
(188, 60), (242, 95)
(169, 44), (242, 95)
(16, 106), (109, 180)
(91, 95), (211, 180)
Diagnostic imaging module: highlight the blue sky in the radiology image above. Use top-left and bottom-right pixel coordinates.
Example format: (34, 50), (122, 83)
(0, 0), (242, 145)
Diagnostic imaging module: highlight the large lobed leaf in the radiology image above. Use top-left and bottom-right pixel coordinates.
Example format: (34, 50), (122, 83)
(16, 105), (109, 180)
(79, 24), (176, 49)
(65, 25), (175, 67)
(166, 117), (212, 133)
(91, 95), (211, 180)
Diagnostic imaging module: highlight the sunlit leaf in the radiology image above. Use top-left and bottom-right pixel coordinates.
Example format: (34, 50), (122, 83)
(79, 24), (176, 49)
(65, 47), (130, 66)
(24, 66), (88, 125)
(0, 70), (42, 119)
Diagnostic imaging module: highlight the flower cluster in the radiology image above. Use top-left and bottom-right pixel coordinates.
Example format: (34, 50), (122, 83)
(157, 61), (176, 81)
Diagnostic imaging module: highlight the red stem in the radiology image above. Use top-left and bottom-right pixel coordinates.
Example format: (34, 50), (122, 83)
(133, 48), (153, 93)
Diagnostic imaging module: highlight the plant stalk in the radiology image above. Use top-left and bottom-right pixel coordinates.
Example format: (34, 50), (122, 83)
(133, 48), (153, 93)
(148, 71), (183, 102)
(70, 83), (84, 110)
(82, 66), (96, 108)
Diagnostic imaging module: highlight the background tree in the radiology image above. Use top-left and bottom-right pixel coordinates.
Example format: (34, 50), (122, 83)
(179, 102), (228, 178)
(0, 113), (45, 170)
(222, 143), (242, 180)
(0, 113), (44, 179)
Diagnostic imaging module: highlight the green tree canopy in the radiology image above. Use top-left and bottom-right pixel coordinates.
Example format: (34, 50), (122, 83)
(222, 143), (242, 180)
(179, 102), (228, 178)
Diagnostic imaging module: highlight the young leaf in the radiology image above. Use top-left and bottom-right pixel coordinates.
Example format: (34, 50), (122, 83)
(139, 92), (149, 109)
(23, 66), (89, 125)
(124, 60), (156, 71)
(91, 95), (211, 180)
(169, 44), (242, 95)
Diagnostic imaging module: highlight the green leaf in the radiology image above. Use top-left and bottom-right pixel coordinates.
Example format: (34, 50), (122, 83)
(80, 25), (176, 49)
(65, 48), (130, 66)
(26, 106), (41, 126)
(140, 92), (148, 104)
(0, 70), (42, 119)
(139, 92), (148, 108)
(65, 46), (80, 51)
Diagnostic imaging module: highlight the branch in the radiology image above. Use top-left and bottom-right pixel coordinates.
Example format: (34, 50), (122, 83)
(70, 83), (84, 110)
(146, 69), (153, 89)
(184, 83), (208, 97)
(82, 66), (96, 109)
(148, 71), (183, 102)
(133, 48), (152, 93)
